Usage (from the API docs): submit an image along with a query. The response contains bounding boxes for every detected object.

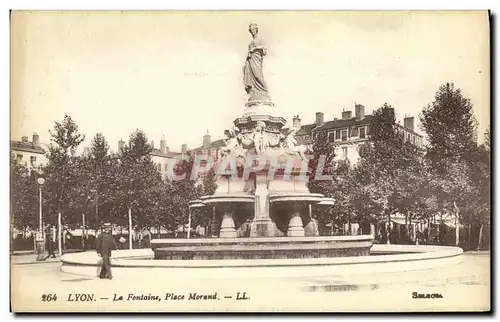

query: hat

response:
[102,223,112,228]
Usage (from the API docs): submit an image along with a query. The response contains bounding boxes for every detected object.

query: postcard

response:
[10,10,490,312]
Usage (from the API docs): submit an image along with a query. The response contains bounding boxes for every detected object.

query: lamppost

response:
[36,177,45,261]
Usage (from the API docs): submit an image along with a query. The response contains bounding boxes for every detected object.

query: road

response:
[10,252,490,312]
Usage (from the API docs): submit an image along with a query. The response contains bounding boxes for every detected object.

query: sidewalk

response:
[10,253,61,265]
[464,250,490,256]
[11,250,36,256]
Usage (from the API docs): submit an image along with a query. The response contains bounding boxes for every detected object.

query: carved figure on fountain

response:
[281,127,309,161]
[252,121,268,155]
[219,129,241,160]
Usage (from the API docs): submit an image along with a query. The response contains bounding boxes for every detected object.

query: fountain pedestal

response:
[219,212,237,238]
[287,206,305,237]
[250,173,276,237]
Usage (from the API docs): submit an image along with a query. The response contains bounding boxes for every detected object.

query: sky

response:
[10,11,490,153]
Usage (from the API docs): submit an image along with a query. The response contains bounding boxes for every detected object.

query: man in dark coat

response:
[95,223,117,279]
[45,226,56,259]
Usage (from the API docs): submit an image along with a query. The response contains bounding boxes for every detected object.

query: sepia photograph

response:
[9,10,491,312]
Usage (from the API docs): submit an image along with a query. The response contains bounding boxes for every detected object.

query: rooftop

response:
[151,148,181,158]
[313,115,375,132]
[193,139,226,152]
[11,140,45,154]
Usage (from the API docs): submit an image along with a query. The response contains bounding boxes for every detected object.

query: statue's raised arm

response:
[243,23,270,102]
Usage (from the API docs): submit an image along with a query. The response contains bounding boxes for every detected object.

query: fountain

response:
[150,22,372,260]
[60,24,464,289]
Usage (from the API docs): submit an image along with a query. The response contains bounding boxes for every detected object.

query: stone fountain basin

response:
[151,235,373,260]
[200,195,255,205]
[269,192,324,203]
[60,244,464,281]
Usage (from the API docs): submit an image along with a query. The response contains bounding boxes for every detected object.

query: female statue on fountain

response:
[243,23,270,102]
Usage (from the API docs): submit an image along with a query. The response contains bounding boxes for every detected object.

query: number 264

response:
[41,294,57,302]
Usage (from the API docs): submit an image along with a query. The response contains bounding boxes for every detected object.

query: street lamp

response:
[36,177,45,261]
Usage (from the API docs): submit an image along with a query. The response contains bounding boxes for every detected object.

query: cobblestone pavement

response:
[10,252,490,312]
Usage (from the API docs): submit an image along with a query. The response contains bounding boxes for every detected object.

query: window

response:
[342,147,348,157]
[351,126,358,137]
[335,130,341,141]
[328,132,335,142]
[341,129,348,141]
[407,133,411,142]
[30,156,36,166]
[16,154,22,162]
[165,163,168,172]
[359,126,366,139]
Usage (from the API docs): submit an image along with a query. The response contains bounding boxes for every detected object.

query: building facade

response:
[192,130,226,161]
[11,133,47,171]
[189,104,423,167]
[116,135,183,179]
[293,104,423,164]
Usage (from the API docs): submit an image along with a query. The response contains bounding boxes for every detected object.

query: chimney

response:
[181,144,188,154]
[118,138,125,152]
[160,135,167,154]
[355,103,365,119]
[203,129,211,149]
[21,136,28,143]
[292,114,301,129]
[32,132,39,146]
[341,110,352,120]
[315,112,324,125]
[404,116,415,132]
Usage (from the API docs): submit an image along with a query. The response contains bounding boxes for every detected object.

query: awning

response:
[443,221,465,229]
[391,217,406,225]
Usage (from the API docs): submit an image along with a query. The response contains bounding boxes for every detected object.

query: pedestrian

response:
[45,226,56,259]
[95,223,117,280]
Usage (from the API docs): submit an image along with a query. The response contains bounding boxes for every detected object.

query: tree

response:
[10,155,38,231]
[420,82,478,170]
[467,130,491,249]
[307,131,356,235]
[72,133,117,230]
[113,130,163,233]
[356,103,428,244]
[165,151,203,235]
[42,115,85,228]
[420,83,486,248]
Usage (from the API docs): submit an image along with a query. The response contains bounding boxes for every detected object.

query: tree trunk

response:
[347,212,351,236]
[405,213,410,244]
[439,211,443,245]
[453,201,459,246]
[386,211,391,245]
[468,221,472,249]
[58,212,62,257]
[477,224,483,250]
[128,207,133,250]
